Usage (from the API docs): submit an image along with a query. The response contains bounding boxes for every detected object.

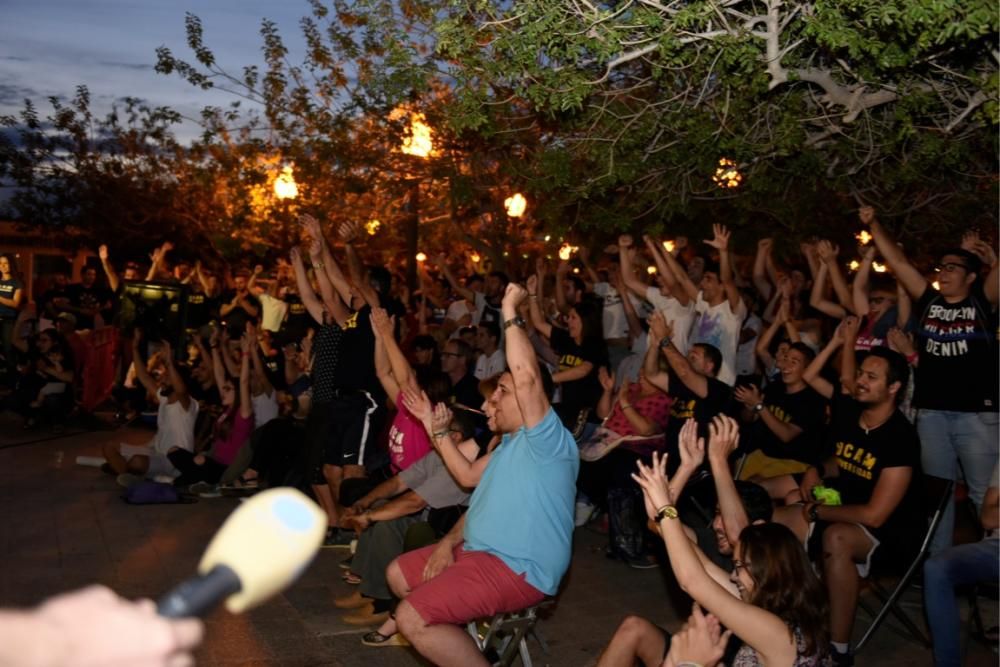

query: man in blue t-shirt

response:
[385,282,579,666]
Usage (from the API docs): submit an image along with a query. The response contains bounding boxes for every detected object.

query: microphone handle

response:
[157,564,242,618]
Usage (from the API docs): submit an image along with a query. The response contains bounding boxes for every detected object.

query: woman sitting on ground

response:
[632,416,829,666]
[168,332,254,489]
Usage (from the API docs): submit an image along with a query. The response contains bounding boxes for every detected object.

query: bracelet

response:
[621,404,632,410]
[676,663,704,667]
[432,430,449,439]
[313,261,325,269]
[655,504,678,521]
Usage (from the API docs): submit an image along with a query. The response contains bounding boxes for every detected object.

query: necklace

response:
[860,411,891,435]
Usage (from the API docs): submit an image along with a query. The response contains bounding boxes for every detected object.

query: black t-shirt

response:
[221,290,260,335]
[185,291,215,329]
[451,372,483,413]
[66,283,113,329]
[826,392,921,540]
[334,305,380,397]
[751,382,828,465]
[280,293,311,343]
[550,327,606,415]
[40,286,70,319]
[666,374,734,444]
[912,286,998,412]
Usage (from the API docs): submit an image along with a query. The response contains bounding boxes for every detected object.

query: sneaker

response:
[625,553,659,570]
[321,528,355,549]
[361,631,410,647]
[827,646,854,667]
[116,473,141,489]
[196,484,222,499]
[575,501,596,527]
[187,481,216,496]
[339,554,354,570]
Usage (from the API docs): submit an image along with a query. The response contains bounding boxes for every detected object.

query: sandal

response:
[361,631,409,647]
[342,571,362,585]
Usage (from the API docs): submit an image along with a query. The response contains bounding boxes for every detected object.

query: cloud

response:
[97,61,154,72]
[0,83,42,107]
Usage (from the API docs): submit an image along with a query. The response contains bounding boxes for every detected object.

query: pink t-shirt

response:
[388,392,433,473]
[212,411,255,465]
[604,385,673,436]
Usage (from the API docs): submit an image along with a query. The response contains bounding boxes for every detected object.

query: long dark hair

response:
[571,298,603,344]
[739,523,829,656]
[214,376,243,443]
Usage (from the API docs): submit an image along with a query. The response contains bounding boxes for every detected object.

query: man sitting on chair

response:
[772,330,920,667]
[385,282,578,667]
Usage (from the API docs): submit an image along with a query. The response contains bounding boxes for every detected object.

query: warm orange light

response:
[558,244,578,261]
[274,165,298,200]
[932,280,941,290]
[416,252,427,263]
[663,240,676,253]
[572,267,580,274]
[712,158,742,189]
[365,219,381,236]
[856,230,873,245]
[470,252,481,263]
[873,261,887,273]
[848,260,861,271]
[647,265,657,275]
[390,108,435,158]
[504,193,527,218]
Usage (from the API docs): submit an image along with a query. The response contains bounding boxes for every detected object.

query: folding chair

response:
[467,599,553,667]
[854,475,954,652]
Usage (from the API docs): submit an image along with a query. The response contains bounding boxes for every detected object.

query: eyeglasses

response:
[935,262,968,274]
[869,296,895,305]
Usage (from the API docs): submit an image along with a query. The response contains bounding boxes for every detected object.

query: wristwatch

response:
[807,504,820,523]
[655,505,678,522]
[502,316,526,331]
[658,336,672,349]
[753,402,765,413]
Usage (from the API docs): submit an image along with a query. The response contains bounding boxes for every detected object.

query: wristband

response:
[658,336,672,349]
[621,404,632,410]
[502,316,526,331]
[676,663,704,667]
[655,505,678,522]
[432,430,449,439]
[905,351,918,365]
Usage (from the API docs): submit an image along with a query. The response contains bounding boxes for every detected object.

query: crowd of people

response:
[0,207,996,666]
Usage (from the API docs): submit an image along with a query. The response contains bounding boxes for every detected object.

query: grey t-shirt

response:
[399,450,471,509]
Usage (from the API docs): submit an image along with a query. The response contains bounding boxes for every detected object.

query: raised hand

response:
[631,451,674,511]
[886,327,916,357]
[526,274,538,295]
[816,240,839,263]
[842,314,861,340]
[597,366,615,393]
[337,220,360,243]
[757,238,774,254]
[501,282,528,311]
[98,244,109,261]
[535,257,547,277]
[618,234,633,248]
[704,224,730,251]
[289,246,302,265]
[299,213,322,239]
[430,402,453,435]
[862,245,877,261]
[707,415,740,460]
[733,384,763,409]
[677,418,706,471]
[858,206,876,226]
[648,310,673,342]
[401,384,433,427]
[663,603,731,667]
[369,307,394,339]
[240,332,253,355]
[776,295,791,324]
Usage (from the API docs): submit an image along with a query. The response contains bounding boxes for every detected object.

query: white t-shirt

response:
[474,348,507,380]
[252,389,280,428]
[691,293,746,386]
[644,286,695,355]
[150,391,199,455]
[735,312,762,378]
[258,293,288,332]
[445,299,478,330]
[593,282,643,340]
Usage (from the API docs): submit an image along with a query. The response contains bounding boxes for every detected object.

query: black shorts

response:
[306,392,384,471]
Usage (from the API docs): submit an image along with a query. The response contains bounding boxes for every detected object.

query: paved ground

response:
[0,416,995,666]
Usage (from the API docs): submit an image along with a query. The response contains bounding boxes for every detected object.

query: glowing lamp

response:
[558,244,578,261]
[848,260,861,271]
[470,252,481,263]
[712,158,742,189]
[663,240,676,253]
[544,235,551,242]
[647,266,657,275]
[504,193,527,218]
[856,230,872,245]
[932,280,941,290]
[416,252,427,263]
[572,267,580,274]
[873,262,887,273]
[365,219,381,236]
[274,165,298,200]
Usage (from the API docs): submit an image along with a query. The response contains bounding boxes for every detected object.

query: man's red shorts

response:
[397,541,545,625]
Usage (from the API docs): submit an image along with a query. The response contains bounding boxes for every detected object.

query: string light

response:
[470,252,481,263]
[662,240,676,253]
[873,262,887,273]
[504,193,527,218]
[856,230,872,245]
[712,158,743,189]
[274,165,298,200]
[848,260,861,271]
[365,219,381,236]
[647,266,657,275]
[416,252,427,262]
[558,244,578,261]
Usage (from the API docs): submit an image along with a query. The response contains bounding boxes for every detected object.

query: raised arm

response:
[852,246,877,317]
[372,307,413,391]
[130,330,160,398]
[643,235,690,304]
[862,207,928,299]
[633,453,799,666]
[404,390,491,488]
[704,225,741,311]
[755,299,786,369]
[752,238,774,301]
[642,327,670,393]
[289,247,330,326]
[706,416,750,547]
[436,254,476,303]
[802,327,843,400]
[650,310,708,398]
[962,229,1000,306]
[554,260,571,315]
[245,322,273,395]
[145,242,170,281]
[810,263,849,319]
[661,241,700,302]
[208,329,228,393]
[158,340,191,410]
[618,235,649,300]
[838,316,861,395]
[304,227,350,326]
[612,264,643,343]
[97,245,120,293]
[502,282,550,428]
[238,335,253,419]
[525,275,553,339]
[577,247,601,286]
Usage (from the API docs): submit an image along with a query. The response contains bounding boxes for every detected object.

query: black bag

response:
[607,485,645,559]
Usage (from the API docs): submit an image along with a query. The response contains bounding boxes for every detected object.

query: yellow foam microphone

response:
[157,488,326,617]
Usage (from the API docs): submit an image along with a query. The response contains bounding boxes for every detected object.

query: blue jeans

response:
[917,410,999,554]
[923,538,999,667]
